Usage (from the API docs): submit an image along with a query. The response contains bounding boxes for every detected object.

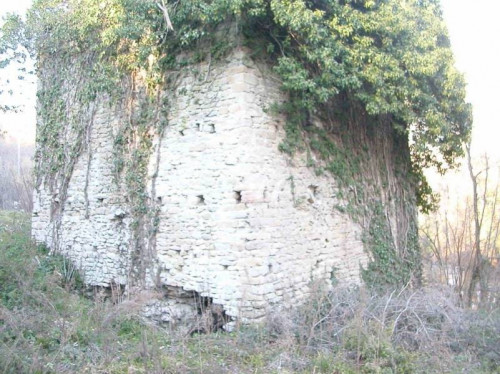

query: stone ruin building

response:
[32,46,418,327]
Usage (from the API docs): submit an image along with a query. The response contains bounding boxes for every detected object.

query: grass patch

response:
[0,210,498,373]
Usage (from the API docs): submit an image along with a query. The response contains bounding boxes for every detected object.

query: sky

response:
[440,0,500,160]
[1,0,499,157]
[0,0,35,145]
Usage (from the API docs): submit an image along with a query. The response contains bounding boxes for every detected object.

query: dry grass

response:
[1,211,499,373]
[267,283,500,373]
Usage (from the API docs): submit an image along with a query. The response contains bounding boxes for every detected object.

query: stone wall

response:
[32,47,398,324]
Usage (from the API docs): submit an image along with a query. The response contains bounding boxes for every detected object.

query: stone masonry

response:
[32,48,368,324]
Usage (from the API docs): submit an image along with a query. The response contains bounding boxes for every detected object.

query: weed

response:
[0,214,498,373]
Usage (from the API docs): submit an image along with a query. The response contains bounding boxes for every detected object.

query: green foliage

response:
[414,170,440,214]
[3,0,471,170]
[362,203,421,288]
[0,218,498,372]
[0,0,472,211]
[0,13,28,113]
[0,212,84,311]
[0,213,32,306]
[2,1,174,283]
[343,321,417,373]
[265,0,471,208]
[1,0,470,288]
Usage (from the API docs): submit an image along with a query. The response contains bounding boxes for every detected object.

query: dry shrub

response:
[2,214,499,373]
[266,283,500,372]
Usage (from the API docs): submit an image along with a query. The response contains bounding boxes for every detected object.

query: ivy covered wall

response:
[1,0,471,294]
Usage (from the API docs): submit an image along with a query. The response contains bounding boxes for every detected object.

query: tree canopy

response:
[1,0,472,209]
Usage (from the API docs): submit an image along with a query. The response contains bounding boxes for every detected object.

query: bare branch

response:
[157,0,174,32]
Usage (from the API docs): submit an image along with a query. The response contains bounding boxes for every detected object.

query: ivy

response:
[1,0,470,288]
[3,0,470,188]
[267,0,471,187]
[362,203,421,288]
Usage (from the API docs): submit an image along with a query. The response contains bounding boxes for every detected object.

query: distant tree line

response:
[0,135,33,211]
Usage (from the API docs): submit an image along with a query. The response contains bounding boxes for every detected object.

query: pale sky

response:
[1,0,499,158]
[440,0,500,160]
[0,0,35,145]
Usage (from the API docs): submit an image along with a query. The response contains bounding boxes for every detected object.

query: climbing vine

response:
[3,0,471,194]
[361,203,421,288]
[1,0,471,288]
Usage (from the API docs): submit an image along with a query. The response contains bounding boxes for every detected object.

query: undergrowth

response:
[0,211,498,373]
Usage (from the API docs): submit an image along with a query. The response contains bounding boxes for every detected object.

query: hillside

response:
[1,211,499,372]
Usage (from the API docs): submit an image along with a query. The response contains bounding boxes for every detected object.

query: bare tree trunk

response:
[466,143,484,307]
[420,148,500,309]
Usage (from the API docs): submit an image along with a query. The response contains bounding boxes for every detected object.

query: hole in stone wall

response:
[223,265,229,270]
[196,123,200,131]
[179,129,185,136]
[189,294,230,335]
[308,184,319,196]
[234,191,242,203]
[197,195,206,205]
[113,210,127,220]
[86,282,126,304]
[155,286,231,331]
[308,184,319,204]
[208,124,215,133]
[97,197,104,203]
[157,196,163,203]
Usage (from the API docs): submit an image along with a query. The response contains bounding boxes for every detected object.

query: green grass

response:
[0,210,498,373]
